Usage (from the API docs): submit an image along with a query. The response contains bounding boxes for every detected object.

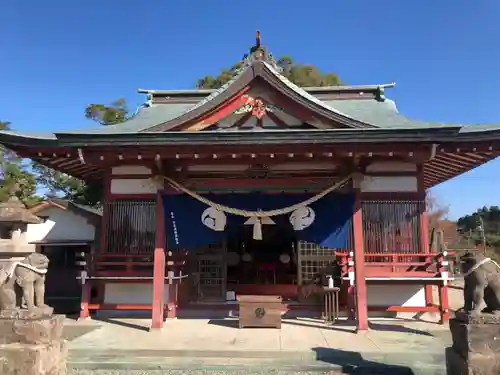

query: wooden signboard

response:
[238,295,282,329]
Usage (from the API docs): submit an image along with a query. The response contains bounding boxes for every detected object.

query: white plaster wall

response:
[103,283,424,307]
[366,162,417,173]
[103,283,169,304]
[360,176,418,192]
[110,179,158,194]
[112,166,152,175]
[26,207,95,243]
[367,284,426,307]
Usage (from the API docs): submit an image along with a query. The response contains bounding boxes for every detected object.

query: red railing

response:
[91,252,188,276]
[361,252,454,277]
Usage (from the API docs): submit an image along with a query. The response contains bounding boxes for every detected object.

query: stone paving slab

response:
[64,317,450,374]
[66,317,450,354]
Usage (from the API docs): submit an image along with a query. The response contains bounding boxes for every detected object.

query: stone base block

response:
[450,312,500,359]
[447,312,500,375]
[0,313,65,345]
[446,347,500,375]
[0,339,67,375]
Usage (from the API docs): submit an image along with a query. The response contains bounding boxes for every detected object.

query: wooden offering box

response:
[238,295,282,329]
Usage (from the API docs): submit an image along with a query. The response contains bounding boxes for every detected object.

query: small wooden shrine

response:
[1,33,500,330]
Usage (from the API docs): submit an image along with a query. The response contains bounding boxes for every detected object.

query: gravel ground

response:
[69,372,337,375]
[68,370,414,375]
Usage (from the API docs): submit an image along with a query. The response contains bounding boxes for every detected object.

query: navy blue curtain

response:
[162,192,354,249]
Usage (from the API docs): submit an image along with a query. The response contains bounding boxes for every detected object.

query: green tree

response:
[32,164,102,207]
[85,97,129,125]
[0,121,43,206]
[29,98,128,207]
[197,55,341,89]
[456,206,500,262]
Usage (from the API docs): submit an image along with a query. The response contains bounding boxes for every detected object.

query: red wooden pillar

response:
[421,204,433,306]
[353,177,368,331]
[418,165,433,306]
[150,192,166,331]
[437,254,450,324]
[79,281,91,320]
[438,283,450,324]
[78,252,91,320]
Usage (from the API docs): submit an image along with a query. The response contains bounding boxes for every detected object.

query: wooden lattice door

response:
[193,241,227,302]
[297,241,338,286]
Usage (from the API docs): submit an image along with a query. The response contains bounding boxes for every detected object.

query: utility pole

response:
[477,216,487,255]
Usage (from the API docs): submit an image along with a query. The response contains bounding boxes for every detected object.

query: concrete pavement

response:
[64,317,450,374]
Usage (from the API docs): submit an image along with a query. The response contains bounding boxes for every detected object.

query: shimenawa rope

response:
[154,174,353,218]
[462,257,500,278]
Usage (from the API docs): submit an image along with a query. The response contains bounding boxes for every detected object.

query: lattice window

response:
[362,200,423,261]
[104,199,156,254]
[190,240,227,301]
[297,241,339,285]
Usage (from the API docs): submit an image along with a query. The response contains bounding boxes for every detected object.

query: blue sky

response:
[1,0,499,219]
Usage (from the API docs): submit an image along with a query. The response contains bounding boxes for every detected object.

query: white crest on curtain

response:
[289,206,316,231]
[201,207,227,231]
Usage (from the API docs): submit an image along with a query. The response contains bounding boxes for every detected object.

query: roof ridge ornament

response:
[375,85,386,102]
[239,30,283,73]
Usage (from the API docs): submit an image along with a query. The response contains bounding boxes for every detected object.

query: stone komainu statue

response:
[460,252,500,314]
[0,253,50,311]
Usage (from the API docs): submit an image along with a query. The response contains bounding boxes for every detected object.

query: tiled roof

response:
[48,198,103,216]
[57,94,499,135]
[324,99,455,129]
[2,56,500,138]
[59,103,195,135]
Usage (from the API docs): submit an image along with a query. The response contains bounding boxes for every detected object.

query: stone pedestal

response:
[0,310,67,375]
[446,311,500,375]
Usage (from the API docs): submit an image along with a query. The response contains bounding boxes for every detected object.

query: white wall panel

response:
[112,166,152,175]
[110,179,157,194]
[361,176,418,192]
[366,162,417,173]
[367,284,426,307]
[103,283,169,305]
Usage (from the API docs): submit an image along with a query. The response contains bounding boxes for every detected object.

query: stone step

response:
[68,349,446,375]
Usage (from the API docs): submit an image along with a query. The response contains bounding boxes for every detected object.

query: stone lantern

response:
[0,185,42,250]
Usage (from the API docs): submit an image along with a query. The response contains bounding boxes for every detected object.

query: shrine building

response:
[1,34,499,331]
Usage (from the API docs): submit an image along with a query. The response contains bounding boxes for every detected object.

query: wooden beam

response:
[266,111,289,128]
[182,87,251,131]
[437,144,498,153]
[79,144,431,159]
[231,112,253,129]
[418,165,433,306]
[353,174,368,331]
[150,192,166,331]
[267,90,332,129]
